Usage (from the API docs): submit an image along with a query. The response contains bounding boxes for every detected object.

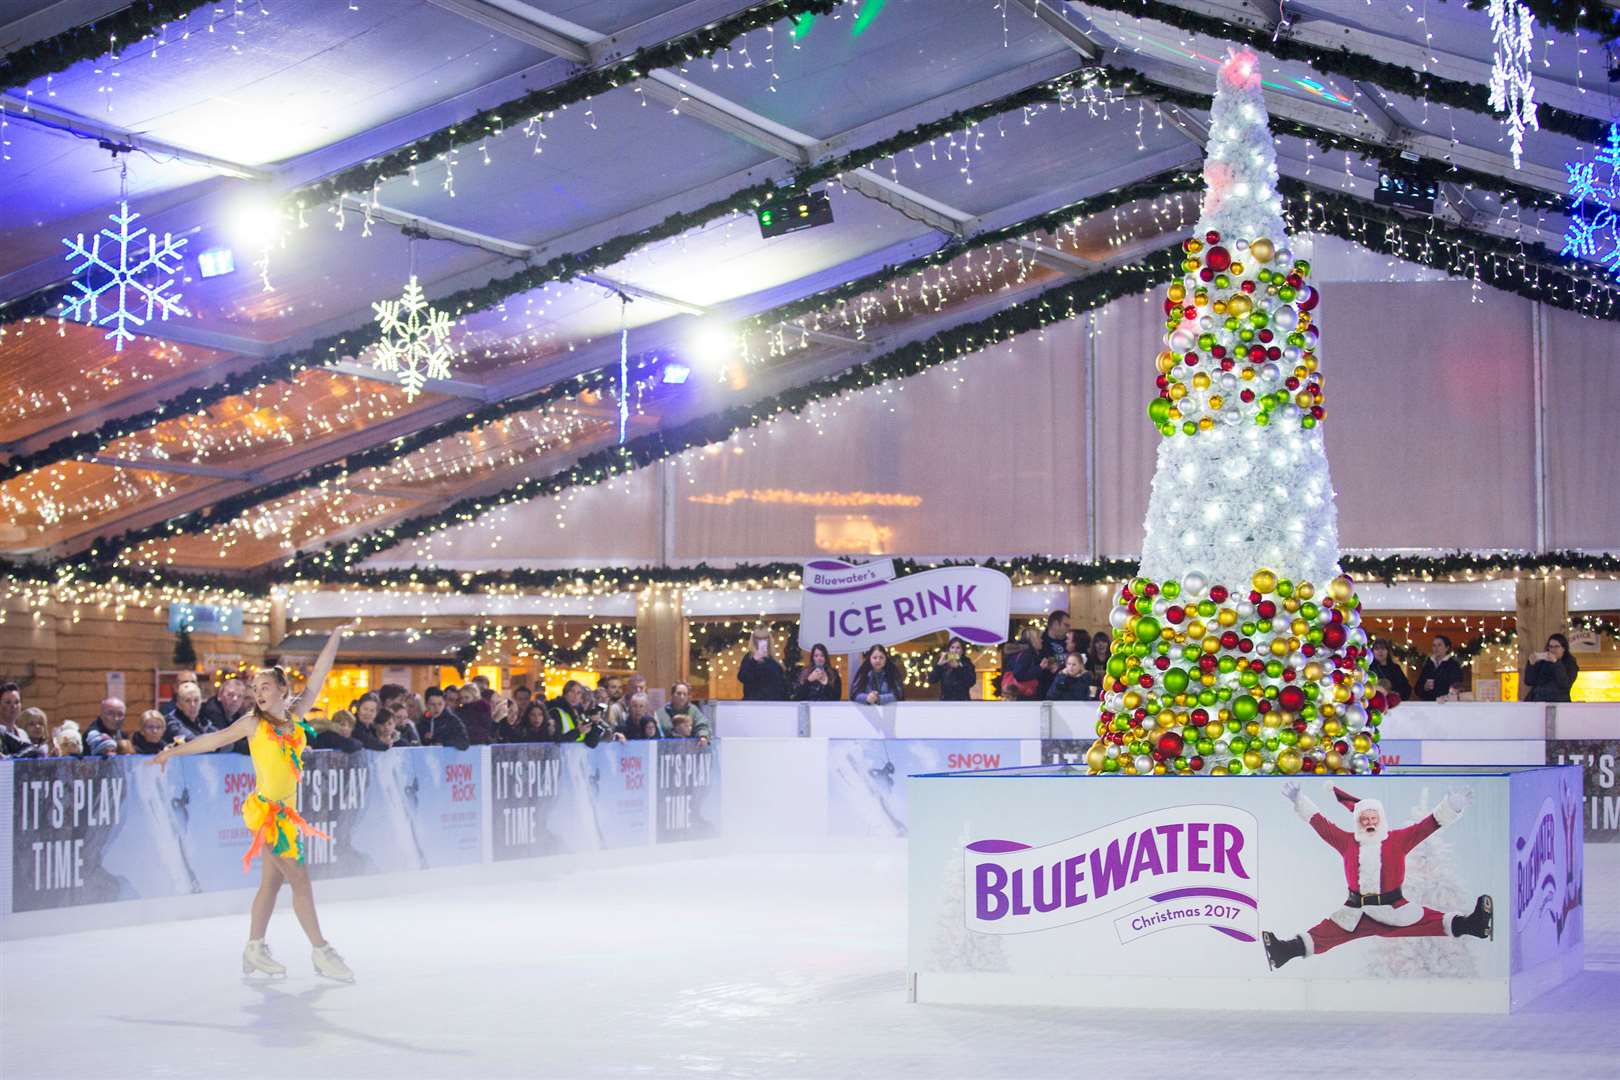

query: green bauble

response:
[1164,667,1190,694]
[1232,695,1259,722]
[1148,397,1173,425]
[1134,616,1162,643]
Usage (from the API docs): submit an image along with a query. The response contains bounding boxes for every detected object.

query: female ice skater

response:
[153,623,355,981]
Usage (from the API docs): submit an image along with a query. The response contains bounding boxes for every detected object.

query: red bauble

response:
[1321,623,1347,649]
[1205,230,1221,244]
[1220,630,1240,649]
[1191,708,1210,724]
[1285,376,1300,390]
[1210,585,1229,603]
[1278,685,1306,712]
[1241,279,1256,293]
[1239,388,1254,401]
[1267,346,1281,360]
[1248,590,1263,603]
[1154,655,1171,670]
[1199,655,1218,673]
[1258,329,1273,343]
[1143,582,1159,596]
[1237,638,1254,653]
[1138,674,1155,688]
[1189,756,1205,771]
[1199,267,1214,281]
[1166,605,1186,624]
[1157,731,1185,757]
[1297,285,1319,311]
[1223,359,1238,373]
[1205,245,1231,272]
[1210,344,1227,358]
[1257,600,1277,618]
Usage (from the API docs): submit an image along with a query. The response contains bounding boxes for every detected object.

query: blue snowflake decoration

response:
[61,201,188,351]
[1561,123,1620,283]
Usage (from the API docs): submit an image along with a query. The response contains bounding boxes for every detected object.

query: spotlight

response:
[227,193,284,250]
[688,322,735,371]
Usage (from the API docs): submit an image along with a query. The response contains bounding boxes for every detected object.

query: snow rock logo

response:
[965,805,1259,943]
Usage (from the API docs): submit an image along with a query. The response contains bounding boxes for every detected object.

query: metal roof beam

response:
[1038,1,1570,195]
[0,95,272,181]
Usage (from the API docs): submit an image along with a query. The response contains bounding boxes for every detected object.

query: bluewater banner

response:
[1508,763,1584,974]
[831,740,1025,837]
[1545,739,1619,842]
[656,740,720,843]
[907,768,1583,986]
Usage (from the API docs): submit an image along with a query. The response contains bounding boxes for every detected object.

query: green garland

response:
[288,1,842,209]
[1080,0,1610,144]
[0,64,1109,481]
[35,162,1620,572]
[455,623,636,671]
[1447,0,1620,42]
[285,247,1186,571]
[5,50,1597,483]
[6,551,1620,602]
[56,169,1620,570]
[80,368,617,565]
[0,0,214,94]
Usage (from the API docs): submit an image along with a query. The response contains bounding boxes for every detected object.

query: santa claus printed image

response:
[1262,783,1494,970]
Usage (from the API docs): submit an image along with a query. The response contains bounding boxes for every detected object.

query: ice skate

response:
[1453,895,1494,941]
[1262,931,1305,970]
[313,943,355,982]
[241,939,286,978]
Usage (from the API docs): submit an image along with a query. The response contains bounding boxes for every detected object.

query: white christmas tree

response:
[931,828,1008,973]
[1087,52,1382,779]
[1367,790,1478,978]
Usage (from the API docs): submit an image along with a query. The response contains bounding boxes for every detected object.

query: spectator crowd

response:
[0,622,1583,761]
[0,672,711,760]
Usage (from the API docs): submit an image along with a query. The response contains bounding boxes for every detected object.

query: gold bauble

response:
[1157,350,1179,374]
[1325,751,1343,770]
[1253,569,1278,593]
[1193,372,1212,390]
[1204,721,1224,739]
[1243,751,1264,770]
[1297,733,1317,750]
[1086,744,1108,770]
[1168,283,1187,302]
[1330,575,1354,601]
[1352,734,1372,753]
[1123,691,1142,709]
[1250,237,1275,262]
[1227,294,1253,317]
[1187,620,1207,639]
[1218,609,1238,627]
[1277,748,1303,774]
[1296,582,1315,601]
[1209,394,1224,410]
[1169,383,1188,400]
[1269,639,1290,657]
[1198,417,1214,431]
[1303,662,1324,681]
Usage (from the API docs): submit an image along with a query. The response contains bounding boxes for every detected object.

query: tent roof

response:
[2,0,1616,576]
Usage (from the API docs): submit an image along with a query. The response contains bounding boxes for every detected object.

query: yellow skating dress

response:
[241,712,327,871]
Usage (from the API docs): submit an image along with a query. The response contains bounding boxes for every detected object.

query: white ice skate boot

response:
[242,939,287,977]
[313,943,355,982]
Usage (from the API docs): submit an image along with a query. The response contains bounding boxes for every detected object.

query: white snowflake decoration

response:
[1487,0,1538,169]
[371,275,455,400]
[61,201,188,351]
[1561,123,1620,282]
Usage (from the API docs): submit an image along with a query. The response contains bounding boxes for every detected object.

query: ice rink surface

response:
[4,841,1617,1080]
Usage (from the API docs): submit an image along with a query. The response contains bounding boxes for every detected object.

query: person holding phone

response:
[1416,636,1465,701]
[737,628,789,701]
[929,637,977,701]
[1523,633,1579,702]
[850,644,905,705]
[793,643,843,702]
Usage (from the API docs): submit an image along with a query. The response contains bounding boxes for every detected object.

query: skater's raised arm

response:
[292,624,355,718]
[150,710,259,768]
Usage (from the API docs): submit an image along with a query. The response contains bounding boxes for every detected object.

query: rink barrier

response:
[713,701,1619,843]
[906,764,1586,1014]
[0,740,719,923]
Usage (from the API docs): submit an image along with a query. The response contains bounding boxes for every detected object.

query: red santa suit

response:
[1292,786,1467,955]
